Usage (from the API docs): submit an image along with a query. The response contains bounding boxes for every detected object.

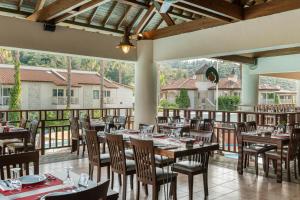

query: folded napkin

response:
[0,180,13,191]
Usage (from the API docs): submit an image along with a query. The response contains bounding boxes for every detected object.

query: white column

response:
[134,40,157,129]
[296,80,300,107]
[241,65,259,111]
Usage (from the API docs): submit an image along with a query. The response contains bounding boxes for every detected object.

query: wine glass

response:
[63,167,75,192]
[78,173,89,189]
[10,168,22,191]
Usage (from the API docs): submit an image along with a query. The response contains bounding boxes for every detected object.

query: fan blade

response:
[160,2,172,13]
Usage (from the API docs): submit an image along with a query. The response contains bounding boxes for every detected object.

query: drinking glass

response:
[10,168,22,191]
[63,167,75,191]
[78,173,89,188]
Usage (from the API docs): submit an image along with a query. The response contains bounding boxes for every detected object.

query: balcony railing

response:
[0,108,134,155]
[162,108,300,153]
[52,97,79,105]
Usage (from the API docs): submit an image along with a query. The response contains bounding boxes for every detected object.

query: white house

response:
[0,64,134,110]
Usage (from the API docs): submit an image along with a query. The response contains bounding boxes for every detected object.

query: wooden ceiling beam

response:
[141,17,226,39]
[54,0,110,23]
[116,5,132,29]
[18,0,24,11]
[244,0,300,20]
[178,0,243,20]
[154,18,163,30]
[88,7,99,24]
[133,5,156,34]
[34,0,46,11]
[215,55,257,65]
[128,9,143,32]
[102,1,118,26]
[27,0,91,22]
[153,1,174,26]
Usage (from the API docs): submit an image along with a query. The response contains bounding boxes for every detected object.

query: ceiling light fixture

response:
[116,27,135,54]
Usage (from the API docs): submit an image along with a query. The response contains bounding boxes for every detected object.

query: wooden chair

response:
[131,138,177,200]
[103,116,115,132]
[200,119,214,131]
[43,180,110,200]
[0,151,39,180]
[19,118,27,129]
[172,151,210,200]
[7,120,40,153]
[106,134,136,200]
[235,122,275,175]
[85,130,110,182]
[246,121,257,132]
[113,116,127,130]
[70,117,85,156]
[139,123,155,133]
[265,128,300,181]
[156,116,169,133]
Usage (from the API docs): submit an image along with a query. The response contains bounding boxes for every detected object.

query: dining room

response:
[1,0,300,200]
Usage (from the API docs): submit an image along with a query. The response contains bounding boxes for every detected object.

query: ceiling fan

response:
[157,0,180,13]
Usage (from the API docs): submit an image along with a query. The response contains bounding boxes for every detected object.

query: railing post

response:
[40,120,46,155]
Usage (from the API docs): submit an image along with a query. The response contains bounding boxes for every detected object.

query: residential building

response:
[0,65,134,110]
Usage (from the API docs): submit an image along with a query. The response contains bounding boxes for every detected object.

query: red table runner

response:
[15,188,66,200]
[0,174,63,196]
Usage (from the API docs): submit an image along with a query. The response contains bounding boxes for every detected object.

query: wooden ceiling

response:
[0,0,300,40]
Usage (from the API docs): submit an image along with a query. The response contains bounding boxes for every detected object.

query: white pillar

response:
[241,65,259,111]
[134,40,157,129]
[296,80,300,107]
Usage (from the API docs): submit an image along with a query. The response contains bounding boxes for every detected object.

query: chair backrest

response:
[171,116,181,123]
[194,131,213,143]
[0,151,39,180]
[70,117,80,140]
[246,121,257,132]
[43,180,110,200]
[156,116,168,124]
[114,116,127,124]
[19,118,27,129]
[288,128,300,160]
[106,134,126,174]
[235,122,247,141]
[85,130,100,165]
[190,119,200,131]
[29,120,40,145]
[103,116,114,124]
[131,138,156,185]
[139,123,155,133]
[191,151,210,171]
[201,119,214,131]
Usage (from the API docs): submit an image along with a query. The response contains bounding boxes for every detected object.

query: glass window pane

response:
[53,89,57,97]
[58,89,64,96]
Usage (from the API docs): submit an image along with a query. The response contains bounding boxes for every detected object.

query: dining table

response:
[237,131,290,183]
[0,171,118,200]
[0,127,30,153]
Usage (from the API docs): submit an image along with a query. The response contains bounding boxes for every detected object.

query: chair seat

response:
[100,153,110,164]
[155,155,174,166]
[156,168,177,182]
[243,144,276,154]
[7,142,34,150]
[172,161,205,173]
[126,160,136,172]
[0,139,22,147]
[265,150,288,159]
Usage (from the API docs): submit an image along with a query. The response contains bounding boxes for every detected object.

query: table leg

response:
[276,144,283,183]
[237,140,243,174]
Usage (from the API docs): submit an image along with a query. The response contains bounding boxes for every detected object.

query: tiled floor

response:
[39,157,300,200]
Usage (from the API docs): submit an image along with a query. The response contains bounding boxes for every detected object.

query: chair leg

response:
[118,174,122,186]
[172,177,177,200]
[97,166,101,182]
[287,160,291,182]
[102,142,106,154]
[255,155,258,176]
[294,160,298,179]
[77,140,80,156]
[265,157,269,177]
[152,185,158,200]
[203,173,208,197]
[107,166,110,179]
[111,172,114,189]
[130,174,134,190]
[122,175,127,200]
[136,181,140,200]
[82,143,86,157]
[188,175,193,200]
[144,184,148,196]
[89,164,94,181]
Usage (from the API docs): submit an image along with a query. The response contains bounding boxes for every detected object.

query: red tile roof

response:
[161,78,197,91]
[0,66,118,88]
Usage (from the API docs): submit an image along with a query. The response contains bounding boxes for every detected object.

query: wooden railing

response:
[0,108,134,155]
[162,108,300,153]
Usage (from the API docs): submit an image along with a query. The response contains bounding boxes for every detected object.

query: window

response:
[53,89,64,97]
[3,88,11,97]
[93,90,99,99]
[104,90,111,97]
[71,90,74,97]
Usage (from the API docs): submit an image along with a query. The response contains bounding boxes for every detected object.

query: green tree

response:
[175,89,190,108]
[275,94,280,104]
[9,51,22,121]
[159,99,178,109]
[218,95,240,111]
